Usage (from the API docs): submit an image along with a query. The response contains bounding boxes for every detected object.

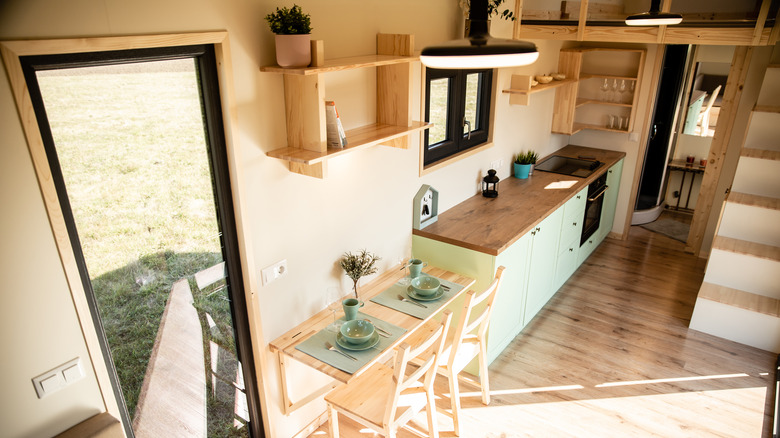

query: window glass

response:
[463,72,480,134]
[428,77,450,145]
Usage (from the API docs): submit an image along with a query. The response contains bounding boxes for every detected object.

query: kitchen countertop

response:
[412,145,626,256]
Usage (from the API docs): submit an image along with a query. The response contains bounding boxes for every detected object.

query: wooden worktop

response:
[413,145,626,256]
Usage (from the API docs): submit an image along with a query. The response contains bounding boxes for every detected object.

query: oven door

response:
[581,184,608,245]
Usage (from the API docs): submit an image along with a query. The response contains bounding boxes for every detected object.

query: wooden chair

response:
[437,266,505,436]
[325,310,454,438]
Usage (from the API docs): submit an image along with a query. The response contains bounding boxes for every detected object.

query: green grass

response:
[427,73,481,145]
[37,60,247,436]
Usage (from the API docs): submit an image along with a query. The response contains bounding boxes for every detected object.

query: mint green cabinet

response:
[554,186,587,290]
[599,158,623,241]
[489,232,531,360]
[523,207,563,324]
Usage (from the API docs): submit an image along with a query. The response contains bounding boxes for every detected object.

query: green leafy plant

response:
[340,250,380,299]
[460,0,516,21]
[514,150,538,165]
[264,4,312,35]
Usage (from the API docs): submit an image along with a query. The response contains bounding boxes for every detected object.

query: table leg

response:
[277,352,340,415]
[685,171,697,209]
[675,171,686,210]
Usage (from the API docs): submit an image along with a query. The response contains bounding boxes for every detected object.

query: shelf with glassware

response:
[552,47,646,136]
[260,34,430,178]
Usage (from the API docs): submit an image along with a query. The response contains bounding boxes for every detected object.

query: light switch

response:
[32,357,83,399]
[62,362,83,383]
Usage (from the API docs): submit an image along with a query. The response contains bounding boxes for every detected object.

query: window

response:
[424,68,493,166]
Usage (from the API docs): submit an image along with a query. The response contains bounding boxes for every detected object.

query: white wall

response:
[0,1,654,436]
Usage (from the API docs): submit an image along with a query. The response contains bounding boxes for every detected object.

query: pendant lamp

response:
[625,0,682,26]
[420,0,538,69]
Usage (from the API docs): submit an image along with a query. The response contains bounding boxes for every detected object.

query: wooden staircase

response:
[689,63,780,354]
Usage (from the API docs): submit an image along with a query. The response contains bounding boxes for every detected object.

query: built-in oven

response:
[581,172,609,245]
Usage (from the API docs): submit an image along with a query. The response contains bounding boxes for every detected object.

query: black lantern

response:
[482,169,499,198]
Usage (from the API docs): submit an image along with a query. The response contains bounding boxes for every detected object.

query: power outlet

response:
[490,159,504,170]
[262,259,288,285]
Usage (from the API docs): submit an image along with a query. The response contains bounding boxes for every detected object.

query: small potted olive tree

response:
[265,4,313,68]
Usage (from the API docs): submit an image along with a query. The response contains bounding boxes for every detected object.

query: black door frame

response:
[19,44,263,438]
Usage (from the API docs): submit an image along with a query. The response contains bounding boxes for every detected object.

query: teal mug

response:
[342,298,364,321]
[409,258,427,278]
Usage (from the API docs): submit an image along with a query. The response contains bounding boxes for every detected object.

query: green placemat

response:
[370,276,464,319]
[295,312,406,374]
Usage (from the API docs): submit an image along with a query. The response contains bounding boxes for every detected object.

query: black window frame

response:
[424,67,493,166]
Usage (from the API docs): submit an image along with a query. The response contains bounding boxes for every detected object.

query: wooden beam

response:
[686,47,752,256]
[752,0,772,45]
[513,0,524,40]
[577,0,589,41]
[770,6,780,45]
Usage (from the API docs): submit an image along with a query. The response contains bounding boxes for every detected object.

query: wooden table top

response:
[413,145,626,256]
[269,265,475,383]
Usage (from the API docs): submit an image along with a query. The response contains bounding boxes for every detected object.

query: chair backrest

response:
[384,310,453,429]
[702,85,721,113]
[448,266,506,372]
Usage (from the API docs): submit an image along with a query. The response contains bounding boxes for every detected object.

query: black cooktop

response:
[534,155,604,178]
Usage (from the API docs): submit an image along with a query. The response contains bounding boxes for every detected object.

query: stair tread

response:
[712,236,780,261]
[754,105,780,113]
[727,192,780,210]
[698,282,780,318]
[741,148,780,160]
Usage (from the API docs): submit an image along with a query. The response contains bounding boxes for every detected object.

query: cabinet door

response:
[599,159,624,241]
[488,232,531,361]
[523,207,563,325]
[554,241,579,291]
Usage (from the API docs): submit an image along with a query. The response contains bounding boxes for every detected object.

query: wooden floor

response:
[310,224,777,438]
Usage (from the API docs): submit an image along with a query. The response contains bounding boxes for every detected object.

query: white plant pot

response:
[274,34,311,68]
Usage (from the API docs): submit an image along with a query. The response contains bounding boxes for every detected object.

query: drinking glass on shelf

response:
[609,79,619,102]
[620,116,629,131]
[397,257,410,286]
[607,114,617,129]
[600,78,609,101]
[618,80,627,103]
[629,80,636,101]
[325,287,344,333]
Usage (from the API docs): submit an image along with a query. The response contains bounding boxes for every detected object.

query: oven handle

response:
[587,185,609,202]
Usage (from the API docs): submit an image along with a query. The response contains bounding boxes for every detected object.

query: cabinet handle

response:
[531,230,536,236]
[536,227,541,232]
[573,222,577,226]
[569,248,573,252]
[576,195,581,199]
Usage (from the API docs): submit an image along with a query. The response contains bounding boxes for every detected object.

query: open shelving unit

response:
[260,34,429,178]
[551,47,646,135]
[502,75,576,106]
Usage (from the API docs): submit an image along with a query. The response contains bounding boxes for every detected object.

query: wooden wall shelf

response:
[503,75,576,106]
[575,98,632,108]
[260,34,427,178]
[266,121,431,164]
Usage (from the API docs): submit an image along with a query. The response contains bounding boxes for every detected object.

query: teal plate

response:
[336,331,380,351]
[406,285,445,301]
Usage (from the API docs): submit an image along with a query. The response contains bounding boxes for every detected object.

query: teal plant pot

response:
[514,163,532,179]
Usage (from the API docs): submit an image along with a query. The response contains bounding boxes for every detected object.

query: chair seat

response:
[326,361,427,430]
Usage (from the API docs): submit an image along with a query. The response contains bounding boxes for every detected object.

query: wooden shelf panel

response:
[575,98,632,108]
[699,282,780,317]
[572,123,629,134]
[260,54,418,75]
[502,77,576,96]
[753,105,780,113]
[579,73,637,81]
[266,121,431,164]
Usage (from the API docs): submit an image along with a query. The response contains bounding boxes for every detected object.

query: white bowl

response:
[535,75,553,84]
[552,73,566,81]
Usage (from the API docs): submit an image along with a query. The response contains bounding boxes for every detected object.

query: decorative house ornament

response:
[482,169,499,198]
[420,0,538,69]
[413,184,439,229]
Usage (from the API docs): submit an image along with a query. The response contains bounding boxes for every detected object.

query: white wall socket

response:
[32,357,84,399]
[262,259,288,285]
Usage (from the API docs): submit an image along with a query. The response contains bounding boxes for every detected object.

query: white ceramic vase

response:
[274,34,311,68]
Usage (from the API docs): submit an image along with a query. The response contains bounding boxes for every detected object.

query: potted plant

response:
[339,250,380,300]
[265,4,313,68]
[513,150,537,179]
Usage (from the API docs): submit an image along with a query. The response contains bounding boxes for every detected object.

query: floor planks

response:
[310,223,777,438]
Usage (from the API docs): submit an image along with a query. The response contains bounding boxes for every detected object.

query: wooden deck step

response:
[741,148,780,160]
[712,236,780,262]
[698,282,780,318]
[727,192,780,210]
[754,105,780,113]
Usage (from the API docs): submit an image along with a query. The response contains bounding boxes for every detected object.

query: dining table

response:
[269,263,475,415]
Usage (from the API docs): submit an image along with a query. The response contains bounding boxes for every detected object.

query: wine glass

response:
[599,78,609,101]
[397,257,410,286]
[325,287,344,333]
[618,80,627,103]
[629,80,636,101]
[609,79,619,102]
